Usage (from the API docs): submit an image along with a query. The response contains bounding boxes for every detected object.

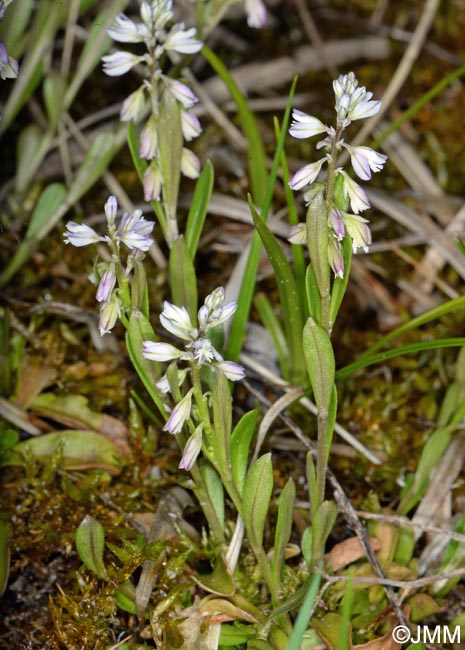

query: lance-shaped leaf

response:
[185,161,214,259]
[230,409,259,496]
[306,190,329,303]
[211,371,232,480]
[250,197,306,384]
[75,515,108,580]
[271,478,295,589]
[243,453,273,551]
[303,317,335,418]
[158,89,183,243]
[169,236,198,322]
[312,500,337,568]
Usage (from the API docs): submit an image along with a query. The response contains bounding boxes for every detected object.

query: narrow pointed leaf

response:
[169,236,198,321]
[230,409,259,496]
[185,161,214,258]
[303,317,335,417]
[243,453,273,549]
[272,478,295,588]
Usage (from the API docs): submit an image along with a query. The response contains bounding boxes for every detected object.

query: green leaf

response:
[43,72,67,132]
[243,453,273,550]
[250,197,306,384]
[9,430,122,472]
[0,0,34,51]
[131,260,150,318]
[185,161,214,258]
[305,265,322,326]
[254,293,290,380]
[200,465,224,533]
[312,500,337,568]
[271,478,295,589]
[201,45,267,206]
[115,580,137,614]
[230,409,259,496]
[303,318,335,417]
[75,515,109,580]
[225,77,298,363]
[287,571,321,650]
[306,190,329,303]
[126,311,167,419]
[25,183,68,240]
[169,236,198,321]
[225,78,297,363]
[211,371,232,473]
[159,88,183,241]
[195,555,235,597]
[337,338,465,380]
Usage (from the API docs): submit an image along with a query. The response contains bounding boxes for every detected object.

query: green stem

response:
[189,464,225,544]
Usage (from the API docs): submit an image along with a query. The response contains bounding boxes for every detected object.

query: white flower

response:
[102,51,143,77]
[107,13,150,43]
[117,209,155,251]
[64,222,107,247]
[215,361,246,381]
[289,109,327,140]
[198,288,237,331]
[245,0,267,28]
[142,341,185,362]
[139,116,158,159]
[181,148,201,179]
[96,263,116,303]
[120,86,147,122]
[289,157,327,191]
[104,195,118,227]
[163,389,194,434]
[329,208,346,241]
[160,302,198,341]
[163,24,202,54]
[343,212,372,253]
[288,223,307,245]
[187,338,223,364]
[99,294,120,336]
[166,79,198,108]
[333,72,381,126]
[179,424,203,470]
[327,238,344,278]
[337,170,371,213]
[181,110,202,141]
[342,144,387,181]
[143,162,162,202]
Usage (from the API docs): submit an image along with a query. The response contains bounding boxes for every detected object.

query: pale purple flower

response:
[289,157,327,191]
[289,109,326,140]
[179,424,203,470]
[343,144,387,181]
[99,294,120,336]
[102,51,143,77]
[245,0,267,28]
[107,13,150,43]
[104,195,118,227]
[329,208,346,241]
[163,25,202,54]
[181,148,201,179]
[166,79,198,108]
[139,116,158,159]
[215,361,246,381]
[64,222,107,247]
[143,341,185,362]
[181,110,202,141]
[96,263,116,302]
[163,389,194,434]
[116,209,154,251]
[0,42,18,80]
[338,170,371,213]
[120,86,147,122]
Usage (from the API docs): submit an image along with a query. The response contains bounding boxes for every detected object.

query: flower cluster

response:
[142,287,245,470]
[143,287,245,381]
[64,196,155,335]
[288,72,387,277]
[245,0,267,28]
[102,0,203,201]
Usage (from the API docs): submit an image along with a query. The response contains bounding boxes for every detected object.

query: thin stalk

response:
[189,464,225,544]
